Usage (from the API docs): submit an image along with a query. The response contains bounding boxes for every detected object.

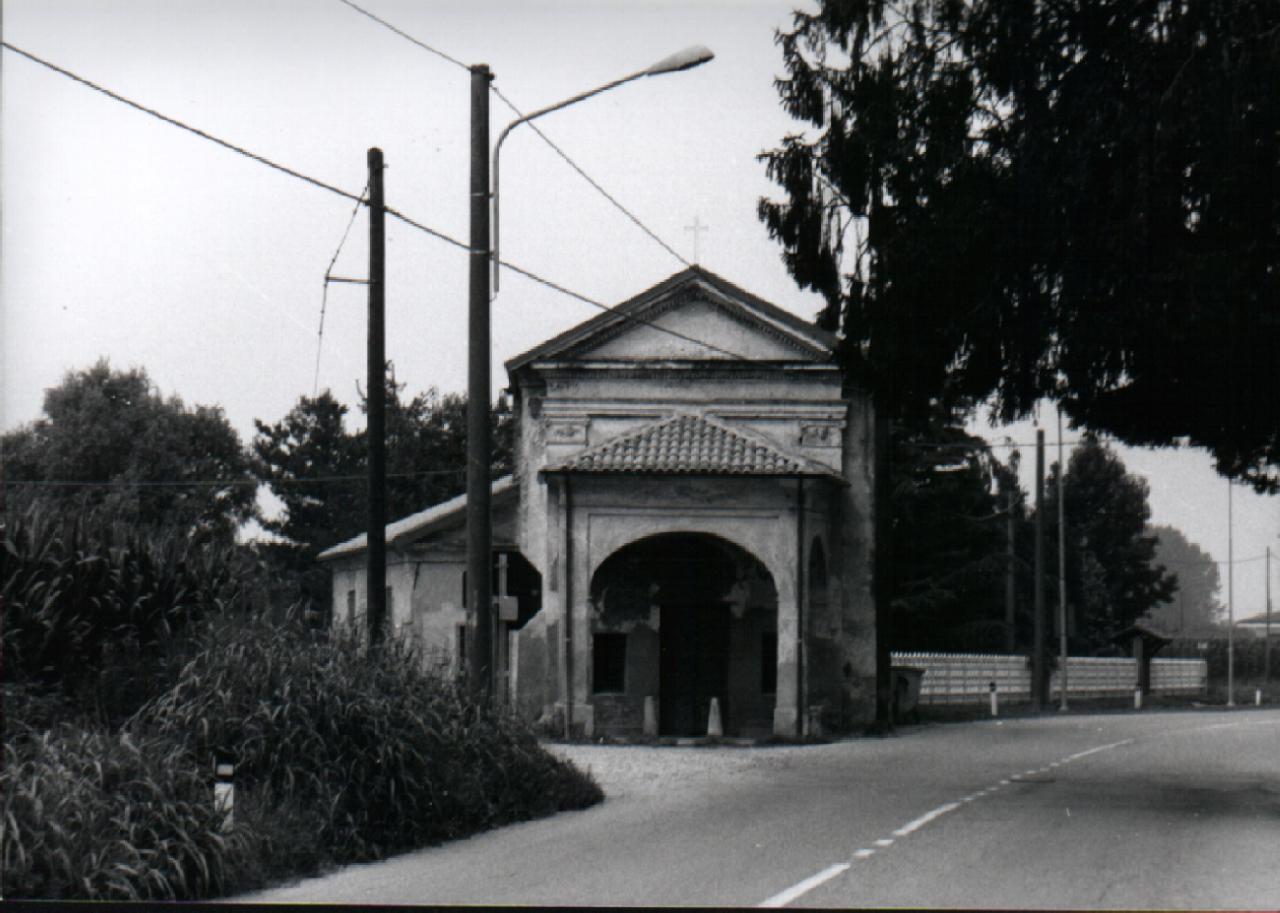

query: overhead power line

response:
[316,181,370,395]
[336,0,469,72]
[330,1,690,270]
[6,467,471,489]
[0,42,362,207]
[1,41,749,363]
[488,83,692,269]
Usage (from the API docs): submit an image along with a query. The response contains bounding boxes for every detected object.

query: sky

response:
[2,0,1276,617]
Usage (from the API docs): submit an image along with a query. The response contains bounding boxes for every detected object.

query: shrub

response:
[0,721,251,900]
[137,620,603,866]
[1,505,266,725]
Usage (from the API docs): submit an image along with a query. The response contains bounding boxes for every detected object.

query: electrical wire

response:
[488,82,692,269]
[316,182,370,395]
[327,2,690,269]
[0,42,364,208]
[4,42,748,362]
[336,0,469,72]
[6,467,470,489]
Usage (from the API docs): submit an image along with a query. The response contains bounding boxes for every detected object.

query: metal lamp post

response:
[466,45,713,699]
[491,44,714,292]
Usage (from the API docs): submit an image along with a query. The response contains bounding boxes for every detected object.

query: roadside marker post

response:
[1134,685,1142,710]
[213,753,235,831]
[989,681,998,717]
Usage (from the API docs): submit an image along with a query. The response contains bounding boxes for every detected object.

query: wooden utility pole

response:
[1032,428,1046,711]
[1005,470,1017,653]
[467,64,494,698]
[1057,408,1068,710]
[366,147,387,649]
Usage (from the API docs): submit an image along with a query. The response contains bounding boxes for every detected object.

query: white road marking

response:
[893,802,960,838]
[759,863,851,908]
[757,734,1149,907]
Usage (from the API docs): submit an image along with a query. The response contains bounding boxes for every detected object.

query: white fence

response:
[890,652,1207,705]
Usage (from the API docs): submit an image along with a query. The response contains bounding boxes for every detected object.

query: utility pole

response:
[1032,428,1046,711]
[366,147,387,649]
[1227,480,1235,706]
[1004,451,1018,653]
[1057,407,1068,711]
[467,64,494,698]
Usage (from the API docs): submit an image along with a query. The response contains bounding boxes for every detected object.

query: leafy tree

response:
[1041,436,1177,651]
[759,0,1280,490]
[252,366,514,613]
[1144,524,1225,635]
[1,360,255,543]
[889,417,1012,650]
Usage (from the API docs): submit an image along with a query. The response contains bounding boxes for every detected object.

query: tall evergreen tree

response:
[1041,436,1177,651]
[760,0,1280,490]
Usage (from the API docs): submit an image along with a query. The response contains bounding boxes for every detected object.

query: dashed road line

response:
[893,802,960,838]
[759,863,851,908]
[757,736,1139,907]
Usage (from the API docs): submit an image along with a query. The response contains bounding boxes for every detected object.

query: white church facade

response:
[321,267,877,738]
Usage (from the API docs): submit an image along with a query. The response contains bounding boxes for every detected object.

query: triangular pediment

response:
[506,267,835,374]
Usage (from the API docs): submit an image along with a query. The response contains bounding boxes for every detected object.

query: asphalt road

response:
[235,708,1280,908]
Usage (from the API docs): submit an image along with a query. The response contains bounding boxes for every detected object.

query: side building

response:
[321,266,877,738]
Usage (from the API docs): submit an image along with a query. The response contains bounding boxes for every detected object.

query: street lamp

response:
[465,46,713,701]
[491,44,714,292]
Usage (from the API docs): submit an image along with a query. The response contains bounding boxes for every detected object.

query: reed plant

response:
[2,505,263,725]
[138,620,602,866]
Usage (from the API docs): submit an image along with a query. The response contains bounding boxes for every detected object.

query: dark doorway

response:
[660,602,730,736]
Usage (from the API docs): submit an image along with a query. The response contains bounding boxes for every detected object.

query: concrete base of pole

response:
[1256,688,1263,706]
[1134,686,1143,710]
[707,697,723,739]
[643,696,658,737]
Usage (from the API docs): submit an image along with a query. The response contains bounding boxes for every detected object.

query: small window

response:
[593,633,627,694]
[761,633,777,694]
[346,590,356,625]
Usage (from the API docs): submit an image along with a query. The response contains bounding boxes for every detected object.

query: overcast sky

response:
[3,0,1275,617]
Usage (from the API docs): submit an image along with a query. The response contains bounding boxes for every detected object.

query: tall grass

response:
[1,720,253,900]
[2,505,263,725]
[3,507,601,901]
[138,621,603,866]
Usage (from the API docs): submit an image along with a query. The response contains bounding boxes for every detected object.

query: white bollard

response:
[989,682,998,717]
[1256,688,1263,706]
[213,758,235,830]
[643,695,658,737]
[1134,686,1143,710]
[707,697,723,739]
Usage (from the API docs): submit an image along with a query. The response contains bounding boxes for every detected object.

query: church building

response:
[320,267,877,738]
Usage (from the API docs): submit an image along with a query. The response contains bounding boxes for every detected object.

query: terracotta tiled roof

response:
[548,413,842,479]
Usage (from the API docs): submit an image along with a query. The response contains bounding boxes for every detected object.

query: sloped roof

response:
[505,266,836,374]
[318,475,516,562]
[544,413,843,480]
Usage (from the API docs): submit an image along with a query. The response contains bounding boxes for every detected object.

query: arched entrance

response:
[589,533,779,737]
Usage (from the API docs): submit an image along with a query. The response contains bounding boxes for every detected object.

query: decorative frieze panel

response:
[799,423,843,448]
[545,418,588,445]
